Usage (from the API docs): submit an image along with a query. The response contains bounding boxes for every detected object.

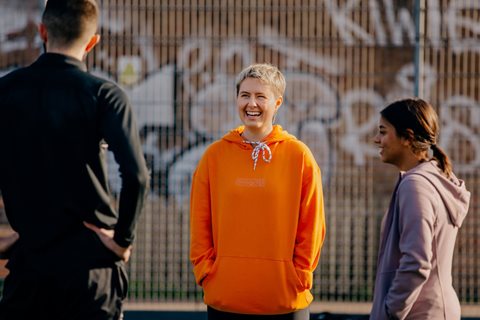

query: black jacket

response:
[0,53,149,270]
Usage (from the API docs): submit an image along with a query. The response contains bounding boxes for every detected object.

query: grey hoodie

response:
[370,161,470,320]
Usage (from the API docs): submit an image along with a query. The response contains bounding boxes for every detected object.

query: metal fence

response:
[0,0,479,310]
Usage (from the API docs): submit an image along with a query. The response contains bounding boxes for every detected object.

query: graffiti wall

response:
[0,0,479,305]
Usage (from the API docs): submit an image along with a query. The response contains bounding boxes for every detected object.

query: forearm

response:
[114,172,149,247]
[293,164,325,288]
[386,264,430,318]
[99,82,149,247]
[189,164,215,286]
[386,180,435,318]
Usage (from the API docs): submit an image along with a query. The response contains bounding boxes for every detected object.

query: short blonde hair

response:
[235,63,286,98]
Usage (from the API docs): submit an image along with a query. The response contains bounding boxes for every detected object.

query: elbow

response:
[138,169,150,190]
[123,168,150,194]
[137,169,150,194]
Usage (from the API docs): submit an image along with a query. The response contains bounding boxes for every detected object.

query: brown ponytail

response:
[431,144,452,178]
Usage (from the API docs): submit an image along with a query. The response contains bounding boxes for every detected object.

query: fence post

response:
[414,0,426,97]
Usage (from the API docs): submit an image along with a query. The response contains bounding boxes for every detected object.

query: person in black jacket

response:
[0,1,149,319]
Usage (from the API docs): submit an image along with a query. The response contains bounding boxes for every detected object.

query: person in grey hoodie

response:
[370,98,470,320]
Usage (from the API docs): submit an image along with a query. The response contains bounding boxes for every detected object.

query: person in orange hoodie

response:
[190,63,326,319]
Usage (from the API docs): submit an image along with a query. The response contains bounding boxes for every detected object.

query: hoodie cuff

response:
[193,259,214,286]
[295,267,313,290]
[114,233,133,248]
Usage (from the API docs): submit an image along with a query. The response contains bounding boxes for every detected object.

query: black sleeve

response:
[98,82,149,247]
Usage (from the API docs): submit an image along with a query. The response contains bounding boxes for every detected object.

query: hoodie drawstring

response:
[244,141,272,170]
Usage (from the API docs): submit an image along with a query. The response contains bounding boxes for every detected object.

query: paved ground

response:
[124,311,369,320]
[124,311,480,320]
[123,302,480,320]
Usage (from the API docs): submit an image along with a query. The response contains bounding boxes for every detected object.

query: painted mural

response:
[0,0,479,304]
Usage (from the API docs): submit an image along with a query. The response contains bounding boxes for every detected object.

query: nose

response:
[247,96,258,106]
[373,133,380,145]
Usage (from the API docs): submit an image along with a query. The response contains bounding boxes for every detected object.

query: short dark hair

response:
[42,0,99,47]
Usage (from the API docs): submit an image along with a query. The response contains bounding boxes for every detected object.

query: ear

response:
[402,129,415,147]
[85,34,100,53]
[274,96,283,111]
[38,23,48,43]
[401,138,411,147]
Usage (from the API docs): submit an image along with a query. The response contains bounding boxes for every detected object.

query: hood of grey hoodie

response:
[405,161,470,227]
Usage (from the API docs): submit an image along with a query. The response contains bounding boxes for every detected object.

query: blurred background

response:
[0,0,479,318]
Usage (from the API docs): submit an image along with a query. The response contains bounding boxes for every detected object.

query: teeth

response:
[246,111,261,116]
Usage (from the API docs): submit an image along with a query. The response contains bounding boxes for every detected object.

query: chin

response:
[244,122,262,128]
[383,159,397,167]
[379,156,389,164]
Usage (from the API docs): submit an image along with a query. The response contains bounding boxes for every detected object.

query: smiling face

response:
[374,116,411,169]
[236,77,282,141]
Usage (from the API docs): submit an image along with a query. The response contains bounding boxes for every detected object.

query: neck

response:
[398,153,428,172]
[47,47,85,61]
[45,38,87,61]
[241,126,273,142]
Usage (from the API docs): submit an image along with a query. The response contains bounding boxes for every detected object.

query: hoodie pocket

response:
[201,258,219,287]
[288,261,307,291]
[203,256,311,314]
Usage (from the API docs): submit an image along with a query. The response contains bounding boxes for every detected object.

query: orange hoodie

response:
[190,125,326,314]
